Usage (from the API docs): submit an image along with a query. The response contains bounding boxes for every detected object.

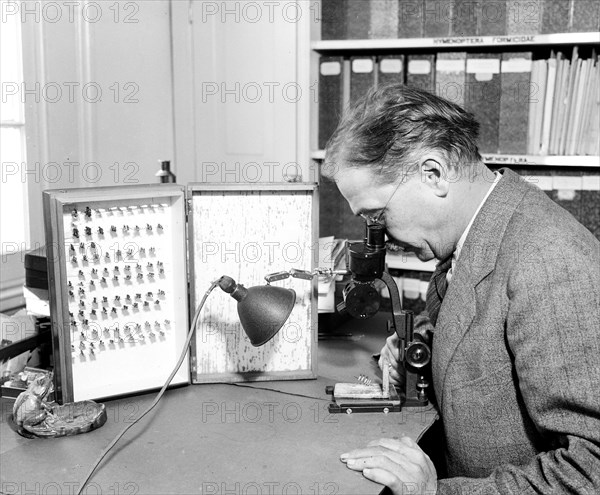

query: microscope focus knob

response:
[405,341,431,369]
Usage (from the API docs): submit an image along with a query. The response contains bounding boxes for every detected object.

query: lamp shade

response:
[218,277,296,347]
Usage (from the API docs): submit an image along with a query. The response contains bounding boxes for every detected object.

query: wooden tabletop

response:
[0,313,437,494]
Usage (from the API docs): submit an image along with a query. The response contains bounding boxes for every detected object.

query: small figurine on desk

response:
[12,372,106,438]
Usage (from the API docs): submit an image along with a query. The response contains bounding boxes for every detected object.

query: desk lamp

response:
[217,275,296,346]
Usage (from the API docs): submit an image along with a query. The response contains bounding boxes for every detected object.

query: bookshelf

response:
[312,150,599,168]
[311,0,600,310]
[312,32,600,52]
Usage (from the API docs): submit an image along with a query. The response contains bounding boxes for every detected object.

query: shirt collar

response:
[448,171,501,281]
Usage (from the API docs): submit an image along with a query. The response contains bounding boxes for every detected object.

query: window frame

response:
[0,2,46,311]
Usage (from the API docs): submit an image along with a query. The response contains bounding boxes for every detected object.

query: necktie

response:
[426,255,453,327]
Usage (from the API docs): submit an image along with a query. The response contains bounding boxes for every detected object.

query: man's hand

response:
[340,437,437,495]
[379,333,405,387]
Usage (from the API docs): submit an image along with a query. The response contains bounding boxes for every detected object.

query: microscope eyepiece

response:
[366,223,386,251]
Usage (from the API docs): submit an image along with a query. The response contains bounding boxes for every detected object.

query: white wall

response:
[22,0,175,247]
[174,0,312,185]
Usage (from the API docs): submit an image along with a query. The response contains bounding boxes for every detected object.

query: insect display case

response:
[43,183,318,403]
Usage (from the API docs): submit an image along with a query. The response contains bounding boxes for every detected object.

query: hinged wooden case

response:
[43,183,318,403]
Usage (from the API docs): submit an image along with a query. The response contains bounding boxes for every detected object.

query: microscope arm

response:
[379,271,413,361]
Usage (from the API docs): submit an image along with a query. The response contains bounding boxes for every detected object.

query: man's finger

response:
[385,337,401,361]
[361,468,402,493]
[344,452,406,471]
[365,438,429,465]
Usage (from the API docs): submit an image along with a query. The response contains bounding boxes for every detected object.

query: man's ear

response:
[420,157,450,198]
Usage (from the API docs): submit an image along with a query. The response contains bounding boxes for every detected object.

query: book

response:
[499,52,532,154]
[549,54,567,155]
[319,176,365,241]
[465,53,501,153]
[435,52,466,107]
[566,58,588,155]
[321,0,348,40]
[319,56,344,150]
[577,60,598,155]
[350,56,376,106]
[451,0,478,36]
[558,47,580,155]
[527,59,548,154]
[506,0,542,34]
[581,175,600,240]
[551,174,583,224]
[582,62,599,156]
[478,0,507,36]
[574,59,593,155]
[406,54,436,93]
[378,55,405,87]
[540,56,558,154]
[369,0,399,38]
[541,0,570,34]
[347,0,370,39]
[398,0,423,38]
[423,0,452,38]
[570,0,600,32]
[401,271,426,314]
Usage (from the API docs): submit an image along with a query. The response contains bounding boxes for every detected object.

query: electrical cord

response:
[227,382,328,402]
[76,279,220,495]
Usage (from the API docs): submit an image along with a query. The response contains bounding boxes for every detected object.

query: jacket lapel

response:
[432,169,531,409]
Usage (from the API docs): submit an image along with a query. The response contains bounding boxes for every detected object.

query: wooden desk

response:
[0,313,436,494]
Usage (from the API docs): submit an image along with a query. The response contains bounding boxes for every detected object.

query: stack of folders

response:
[321,0,600,40]
[319,50,599,156]
[318,237,348,313]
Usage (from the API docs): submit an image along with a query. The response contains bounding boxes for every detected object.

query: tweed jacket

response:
[433,169,600,494]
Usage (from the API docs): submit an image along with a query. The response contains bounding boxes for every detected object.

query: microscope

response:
[333,223,432,410]
[265,223,432,412]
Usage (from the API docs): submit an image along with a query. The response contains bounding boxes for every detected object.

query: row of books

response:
[526,173,600,240]
[528,50,600,156]
[383,270,429,315]
[321,0,600,40]
[318,51,599,155]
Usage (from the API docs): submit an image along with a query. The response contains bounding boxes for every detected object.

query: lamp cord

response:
[76,279,221,495]
[227,382,328,402]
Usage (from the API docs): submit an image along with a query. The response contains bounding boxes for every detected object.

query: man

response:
[323,85,600,494]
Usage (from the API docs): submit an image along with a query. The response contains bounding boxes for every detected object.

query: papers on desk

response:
[23,286,50,317]
[318,237,347,313]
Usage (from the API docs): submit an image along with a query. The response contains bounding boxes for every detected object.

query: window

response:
[1,1,29,254]
[1,1,29,310]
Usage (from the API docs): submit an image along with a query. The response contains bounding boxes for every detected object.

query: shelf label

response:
[466,59,500,74]
[436,59,465,72]
[582,176,600,191]
[432,35,536,45]
[352,58,374,73]
[467,58,499,81]
[554,176,583,191]
[483,154,534,164]
[433,37,485,45]
[408,59,431,74]
[380,58,403,74]
[320,61,341,76]
[492,35,536,44]
[525,176,553,191]
[502,58,533,73]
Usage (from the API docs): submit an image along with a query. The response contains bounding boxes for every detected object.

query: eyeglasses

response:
[359,178,404,227]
